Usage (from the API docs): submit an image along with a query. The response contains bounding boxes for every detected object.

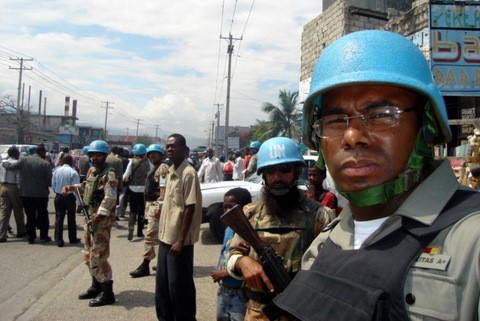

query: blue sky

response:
[0,1,323,146]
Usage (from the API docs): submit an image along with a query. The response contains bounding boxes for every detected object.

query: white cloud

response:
[0,0,322,145]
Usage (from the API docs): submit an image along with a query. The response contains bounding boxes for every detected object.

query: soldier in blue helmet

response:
[129,144,169,278]
[62,140,118,307]
[123,143,150,241]
[273,30,480,320]
[226,137,335,320]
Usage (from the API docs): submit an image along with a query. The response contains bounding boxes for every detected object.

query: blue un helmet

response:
[256,137,305,175]
[82,146,89,155]
[250,141,261,149]
[28,145,37,155]
[303,30,451,151]
[303,30,452,207]
[87,140,109,155]
[146,144,164,156]
[132,143,147,156]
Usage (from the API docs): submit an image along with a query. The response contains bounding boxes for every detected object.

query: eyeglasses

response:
[312,105,417,139]
[263,163,294,175]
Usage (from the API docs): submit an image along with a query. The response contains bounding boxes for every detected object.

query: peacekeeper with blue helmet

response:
[244,140,261,179]
[62,140,118,307]
[272,30,480,320]
[129,143,169,278]
[226,137,336,321]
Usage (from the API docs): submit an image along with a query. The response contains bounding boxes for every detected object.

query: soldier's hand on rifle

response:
[236,255,274,293]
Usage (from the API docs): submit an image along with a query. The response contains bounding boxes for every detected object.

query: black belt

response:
[0,182,17,185]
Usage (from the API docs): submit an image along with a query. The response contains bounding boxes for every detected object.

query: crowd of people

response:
[1,29,480,321]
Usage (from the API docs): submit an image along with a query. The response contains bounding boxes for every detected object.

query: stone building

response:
[300,0,480,153]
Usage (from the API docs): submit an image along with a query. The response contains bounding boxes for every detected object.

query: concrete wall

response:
[301,0,397,83]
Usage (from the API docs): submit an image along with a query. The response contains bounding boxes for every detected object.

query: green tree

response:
[262,90,301,138]
[0,95,31,143]
[250,119,274,142]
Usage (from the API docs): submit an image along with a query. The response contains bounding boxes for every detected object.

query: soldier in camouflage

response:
[62,140,117,307]
[129,144,170,278]
[226,137,335,321]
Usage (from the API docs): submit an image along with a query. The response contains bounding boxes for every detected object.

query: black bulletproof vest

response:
[144,164,160,201]
[273,190,480,321]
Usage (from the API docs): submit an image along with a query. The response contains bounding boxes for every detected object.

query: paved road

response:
[0,193,221,321]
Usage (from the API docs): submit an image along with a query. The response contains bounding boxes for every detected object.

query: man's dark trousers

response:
[155,242,196,321]
[23,197,49,242]
[54,193,78,243]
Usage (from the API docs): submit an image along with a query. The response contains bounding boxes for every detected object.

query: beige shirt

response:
[302,160,480,321]
[158,159,202,245]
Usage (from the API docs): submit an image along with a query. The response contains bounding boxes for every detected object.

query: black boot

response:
[129,259,150,278]
[89,280,115,307]
[79,277,101,300]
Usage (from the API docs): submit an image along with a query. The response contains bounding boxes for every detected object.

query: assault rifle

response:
[73,186,95,236]
[220,204,292,293]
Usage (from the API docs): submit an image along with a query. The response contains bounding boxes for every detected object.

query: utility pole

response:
[220,34,242,155]
[135,118,143,141]
[38,90,42,133]
[9,57,33,143]
[213,103,223,155]
[101,101,114,141]
[210,121,214,147]
[155,124,159,142]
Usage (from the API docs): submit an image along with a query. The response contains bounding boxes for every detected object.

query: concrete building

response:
[300,0,480,154]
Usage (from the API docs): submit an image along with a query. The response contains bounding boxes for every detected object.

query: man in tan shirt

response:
[155,133,202,321]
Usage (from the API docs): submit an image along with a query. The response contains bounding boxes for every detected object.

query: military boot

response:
[129,259,150,278]
[78,277,101,300]
[89,280,115,307]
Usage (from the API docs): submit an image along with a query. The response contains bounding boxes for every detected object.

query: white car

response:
[0,144,32,159]
[201,174,263,242]
[201,155,318,243]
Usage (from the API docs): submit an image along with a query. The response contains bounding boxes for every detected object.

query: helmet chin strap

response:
[336,129,434,207]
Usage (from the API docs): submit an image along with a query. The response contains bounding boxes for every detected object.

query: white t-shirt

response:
[353,216,389,249]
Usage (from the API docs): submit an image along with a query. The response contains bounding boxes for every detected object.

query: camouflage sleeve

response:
[97,170,117,216]
[156,163,170,201]
[314,205,337,236]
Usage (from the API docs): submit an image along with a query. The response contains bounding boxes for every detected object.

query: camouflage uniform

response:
[143,163,170,260]
[82,166,117,283]
[229,193,335,321]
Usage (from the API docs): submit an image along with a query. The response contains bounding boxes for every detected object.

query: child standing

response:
[211,187,252,321]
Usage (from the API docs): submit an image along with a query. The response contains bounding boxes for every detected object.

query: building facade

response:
[300,0,480,155]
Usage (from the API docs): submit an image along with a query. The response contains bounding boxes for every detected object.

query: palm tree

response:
[262,90,301,138]
[250,119,275,142]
